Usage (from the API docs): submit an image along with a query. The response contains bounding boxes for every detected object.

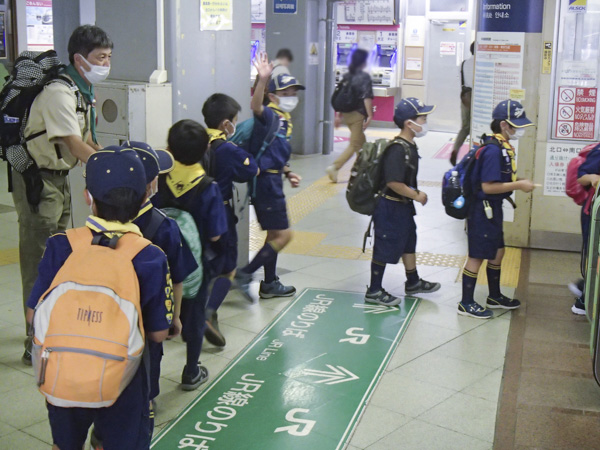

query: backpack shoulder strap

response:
[115,233,152,261]
[460,60,466,87]
[66,227,94,253]
[142,208,167,241]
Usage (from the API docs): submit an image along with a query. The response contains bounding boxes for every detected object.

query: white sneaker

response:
[326,165,338,183]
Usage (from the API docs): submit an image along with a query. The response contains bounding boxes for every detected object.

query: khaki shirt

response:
[25,75,90,170]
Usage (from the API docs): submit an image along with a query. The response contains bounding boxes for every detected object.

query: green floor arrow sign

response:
[151,289,420,450]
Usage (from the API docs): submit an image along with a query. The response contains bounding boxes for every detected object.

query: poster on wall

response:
[200,0,233,31]
[544,143,587,196]
[471,31,525,142]
[336,0,395,26]
[26,0,54,52]
[251,0,266,23]
[554,87,598,140]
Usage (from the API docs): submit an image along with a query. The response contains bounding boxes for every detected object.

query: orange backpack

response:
[32,227,150,408]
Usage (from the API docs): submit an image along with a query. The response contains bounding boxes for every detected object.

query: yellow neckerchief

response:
[207,128,227,144]
[166,160,206,198]
[134,199,153,220]
[268,102,293,138]
[492,133,517,182]
[85,215,143,238]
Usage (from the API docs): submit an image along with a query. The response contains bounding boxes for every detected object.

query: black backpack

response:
[346,138,404,216]
[0,50,84,209]
[331,73,361,113]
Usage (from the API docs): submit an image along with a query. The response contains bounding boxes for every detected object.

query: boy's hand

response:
[415,191,428,205]
[253,52,273,81]
[590,174,600,188]
[517,179,535,193]
[167,316,182,340]
[286,172,301,188]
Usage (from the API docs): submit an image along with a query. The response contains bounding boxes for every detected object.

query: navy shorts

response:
[47,368,151,450]
[206,205,239,276]
[373,199,417,264]
[254,202,289,230]
[467,199,504,260]
[148,340,163,400]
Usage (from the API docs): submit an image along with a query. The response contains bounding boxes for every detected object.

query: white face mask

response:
[78,54,110,84]
[277,96,299,113]
[409,120,428,138]
[510,128,526,140]
[226,121,236,139]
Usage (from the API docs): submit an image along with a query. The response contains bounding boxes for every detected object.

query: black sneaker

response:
[181,364,209,391]
[405,279,441,295]
[572,297,586,315]
[234,269,254,302]
[21,337,32,366]
[487,294,521,310]
[568,279,584,298]
[205,311,226,347]
[364,288,402,306]
[259,277,296,299]
[458,302,493,319]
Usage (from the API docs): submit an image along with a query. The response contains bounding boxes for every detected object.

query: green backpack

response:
[161,208,203,299]
[346,138,402,216]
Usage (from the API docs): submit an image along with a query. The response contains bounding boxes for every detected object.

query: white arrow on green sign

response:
[151,288,420,450]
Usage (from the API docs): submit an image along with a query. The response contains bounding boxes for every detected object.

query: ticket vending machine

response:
[335,43,356,82]
[371,44,397,87]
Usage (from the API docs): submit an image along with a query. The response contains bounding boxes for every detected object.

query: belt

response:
[382,193,409,203]
[39,168,70,177]
[265,169,282,174]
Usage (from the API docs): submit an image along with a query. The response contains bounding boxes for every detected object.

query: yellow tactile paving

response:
[454,247,522,289]
[0,247,18,266]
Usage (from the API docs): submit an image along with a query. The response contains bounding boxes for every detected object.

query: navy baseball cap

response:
[123,140,174,183]
[268,74,306,93]
[85,146,147,205]
[394,97,435,125]
[492,100,533,128]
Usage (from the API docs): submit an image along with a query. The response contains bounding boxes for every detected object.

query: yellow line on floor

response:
[0,247,18,266]
[455,247,522,289]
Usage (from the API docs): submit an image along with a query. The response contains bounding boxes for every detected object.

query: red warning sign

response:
[555,86,597,140]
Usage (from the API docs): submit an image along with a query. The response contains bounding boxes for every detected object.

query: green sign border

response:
[152,289,421,449]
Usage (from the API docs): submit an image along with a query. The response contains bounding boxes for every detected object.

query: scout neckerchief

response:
[86,215,143,238]
[65,64,97,144]
[492,133,517,182]
[207,128,227,144]
[268,102,293,138]
[134,199,153,220]
[166,160,207,198]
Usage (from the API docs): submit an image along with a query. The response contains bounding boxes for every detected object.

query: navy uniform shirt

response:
[250,105,292,208]
[381,138,419,204]
[27,227,173,333]
[578,148,600,183]
[133,200,198,284]
[155,165,228,245]
[472,136,515,201]
[212,140,258,202]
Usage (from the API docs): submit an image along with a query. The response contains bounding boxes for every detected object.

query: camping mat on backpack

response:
[151,288,420,450]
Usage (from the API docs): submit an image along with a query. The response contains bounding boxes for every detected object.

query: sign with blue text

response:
[479,0,544,33]
[274,0,297,14]
[151,289,420,450]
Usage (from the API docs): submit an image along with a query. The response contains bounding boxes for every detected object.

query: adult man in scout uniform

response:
[17,25,113,364]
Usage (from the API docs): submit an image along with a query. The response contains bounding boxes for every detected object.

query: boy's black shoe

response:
[458,301,493,319]
[364,289,402,306]
[181,364,209,391]
[205,312,226,347]
[405,279,441,295]
[21,337,32,366]
[568,278,584,298]
[572,297,586,316]
[259,277,296,299]
[487,294,521,310]
[234,270,254,302]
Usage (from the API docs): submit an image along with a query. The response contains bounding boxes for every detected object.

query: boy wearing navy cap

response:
[202,94,259,345]
[366,98,442,305]
[26,146,173,450]
[235,52,303,300]
[459,100,535,319]
[124,141,198,402]
[154,120,228,390]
